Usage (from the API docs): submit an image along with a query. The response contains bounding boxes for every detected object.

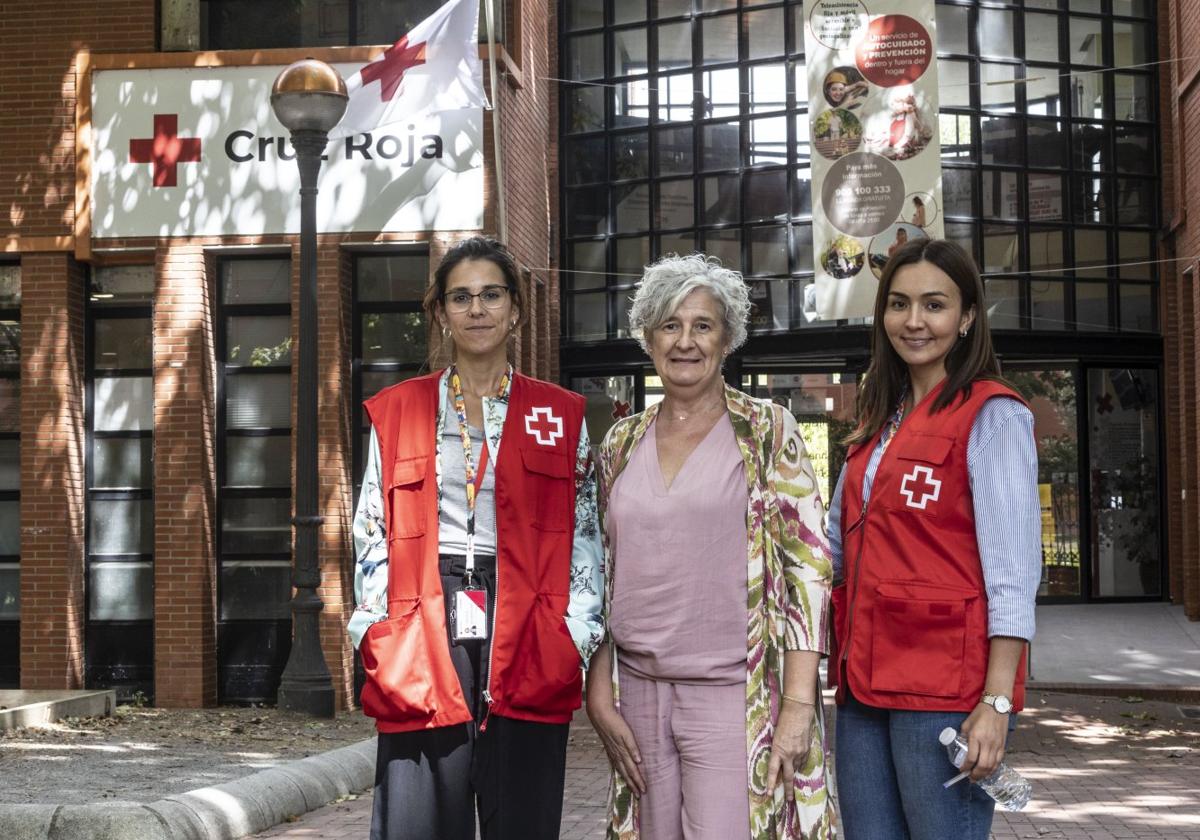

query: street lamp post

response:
[270,59,348,717]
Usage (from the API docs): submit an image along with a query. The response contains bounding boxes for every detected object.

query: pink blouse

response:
[607,414,750,685]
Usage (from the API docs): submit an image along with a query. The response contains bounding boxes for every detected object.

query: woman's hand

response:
[958,703,1008,781]
[587,698,646,797]
[766,701,815,801]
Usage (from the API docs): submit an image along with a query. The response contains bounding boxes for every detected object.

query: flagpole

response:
[484,0,507,242]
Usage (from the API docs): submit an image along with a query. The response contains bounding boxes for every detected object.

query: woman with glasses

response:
[348,236,604,840]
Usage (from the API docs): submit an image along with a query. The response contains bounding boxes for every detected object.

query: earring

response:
[442,325,451,338]
[959,328,969,338]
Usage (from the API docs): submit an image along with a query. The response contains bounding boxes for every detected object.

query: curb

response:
[0,737,377,840]
[1029,681,1200,704]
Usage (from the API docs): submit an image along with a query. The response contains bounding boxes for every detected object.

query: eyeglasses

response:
[443,285,511,313]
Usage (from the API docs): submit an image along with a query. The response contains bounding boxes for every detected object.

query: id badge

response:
[452,586,489,640]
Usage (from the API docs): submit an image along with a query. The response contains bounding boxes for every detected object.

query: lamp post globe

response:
[270,59,346,718]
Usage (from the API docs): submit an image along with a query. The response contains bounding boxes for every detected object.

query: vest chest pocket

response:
[883,434,955,517]
[521,447,572,532]
[388,456,429,539]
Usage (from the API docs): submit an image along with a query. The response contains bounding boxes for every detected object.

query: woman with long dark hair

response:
[828,238,1040,840]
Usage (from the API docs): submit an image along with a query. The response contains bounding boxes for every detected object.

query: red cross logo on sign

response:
[129,114,202,188]
[900,465,942,510]
[525,407,564,447]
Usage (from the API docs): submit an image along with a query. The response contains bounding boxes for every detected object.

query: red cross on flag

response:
[330,0,486,139]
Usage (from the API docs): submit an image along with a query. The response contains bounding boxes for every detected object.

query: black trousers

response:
[370,555,570,840]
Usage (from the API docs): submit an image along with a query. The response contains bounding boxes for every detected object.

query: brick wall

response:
[0,1,155,241]
[19,252,86,688]
[153,242,217,706]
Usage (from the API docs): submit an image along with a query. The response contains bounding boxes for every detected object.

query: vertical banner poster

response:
[804,0,944,319]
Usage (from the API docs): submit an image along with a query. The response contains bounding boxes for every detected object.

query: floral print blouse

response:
[598,385,836,840]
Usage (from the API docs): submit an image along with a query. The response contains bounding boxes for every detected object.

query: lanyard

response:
[879,389,908,456]
[449,365,510,577]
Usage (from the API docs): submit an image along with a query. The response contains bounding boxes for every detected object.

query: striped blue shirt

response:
[827,396,1041,641]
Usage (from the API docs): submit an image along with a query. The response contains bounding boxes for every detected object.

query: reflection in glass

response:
[658,180,695,229]
[565,2,603,31]
[792,168,812,218]
[1088,369,1160,597]
[615,183,651,233]
[0,380,17,434]
[94,438,152,489]
[1025,75,1063,116]
[227,436,291,488]
[940,114,973,161]
[701,14,737,64]
[982,224,1020,272]
[657,21,691,70]
[703,175,740,225]
[1075,229,1109,278]
[0,501,16,555]
[1115,179,1153,226]
[614,79,651,125]
[220,561,293,620]
[0,564,17,618]
[92,265,155,305]
[984,278,1021,330]
[570,241,606,291]
[1028,120,1066,167]
[1073,175,1110,225]
[222,259,290,305]
[792,225,814,274]
[749,64,786,114]
[980,117,1022,165]
[567,137,606,185]
[222,497,291,554]
[658,126,693,173]
[744,169,788,221]
[571,376,636,448]
[95,377,153,432]
[1075,282,1110,331]
[566,86,606,133]
[748,117,787,166]
[572,293,606,341]
[702,122,741,170]
[1030,281,1066,330]
[705,229,741,270]
[613,0,647,25]
[747,9,784,59]
[612,132,650,180]
[1119,285,1154,332]
[1112,21,1148,67]
[1114,127,1153,174]
[615,237,651,277]
[936,4,968,54]
[701,68,740,118]
[0,265,20,306]
[658,72,695,122]
[1114,74,1152,121]
[363,313,426,365]
[978,9,1016,59]
[942,168,974,218]
[1029,228,1066,272]
[1008,369,1080,598]
[749,228,788,276]
[90,499,152,555]
[567,33,604,80]
[939,59,971,109]
[89,561,153,621]
[361,370,409,401]
[1118,230,1153,279]
[0,322,18,372]
[0,439,16,491]
[567,189,608,236]
[980,64,1017,112]
[613,27,648,76]
[226,374,290,429]
[1024,14,1061,63]
[356,254,428,302]
[227,316,291,366]
[982,170,1021,220]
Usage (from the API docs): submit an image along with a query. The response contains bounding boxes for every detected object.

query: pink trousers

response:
[619,665,751,840]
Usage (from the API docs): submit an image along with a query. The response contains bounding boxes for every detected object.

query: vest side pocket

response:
[388,456,429,538]
[359,596,439,724]
[520,447,572,532]
[868,580,976,698]
[504,593,581,714]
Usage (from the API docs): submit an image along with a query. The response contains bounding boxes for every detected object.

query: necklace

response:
[664,394,725,423]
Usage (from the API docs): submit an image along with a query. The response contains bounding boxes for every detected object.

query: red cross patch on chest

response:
[524,406,564,447]
[899,465,942,510]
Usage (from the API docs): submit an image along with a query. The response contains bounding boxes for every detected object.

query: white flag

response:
[330,0,486,139]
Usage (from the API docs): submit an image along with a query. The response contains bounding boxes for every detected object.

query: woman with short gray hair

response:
[587,254,836,840]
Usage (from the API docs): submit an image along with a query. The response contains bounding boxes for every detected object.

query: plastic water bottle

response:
[938,727,1032,811]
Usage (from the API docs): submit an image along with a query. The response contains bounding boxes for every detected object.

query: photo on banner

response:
[804,0,944,320]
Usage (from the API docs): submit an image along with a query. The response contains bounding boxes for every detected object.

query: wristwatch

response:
[980,693,1013,714]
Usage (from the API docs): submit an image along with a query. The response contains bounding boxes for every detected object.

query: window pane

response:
[658,126,693,175]
[1029,229,1066,272]
[565,85,606,133]
[939,59,971,109]
[659,232,696,257]
[936,5,968,54]
[566,138,604,186]
[655,0,689,17]
[1112,21,1148,67]
[615,237,651,277]
[749,64,787,114]
[1028,175,1065,222]
[1026,75,1064,116]
[0,265,20,306]
[0,501,16,555]
[226,436,291,488]
[226,374,291,429]
[91,265,153,306]
[222,259,290,305]
[566,33,604,80]
[747,9,784,59]
[613,27,648,76]
[93,438,152,489]
[1116,179,1153,225]
[982,171,1021,220]
[571,376,636,447]
[1025,14,1061,63]
[565,1,603,30]
[614,0,647,25]
[1028,120,1066,167]
[1119,285,1154,332]
[0,322,18,373]
[942,168,975,218]
[1114,127,1153,175]
[1076,282,1110,331]
[1118,230,1153,279]
[95,377,153,432]
[982,224,1020,273]
[567,189,608,237]
[985,278,1021,330]
[748,116,787,166]
[705,229,741,270]
[792,224,814,274]
[613,132,650,180]
[749,227,788,276]
[90,499,152,555]
[0,381,17,434]
[568,241,607,291]
[362,312,426,365]
[657,179,695,229]
[222,497,292,554]
[701,14,737,64]
[1030,281,1066,329]
[657,21,691,70]
[1069,17,1104,66]
[1075,229,1110,278]
[0,439,16,491]
[94,318,150,370]
[616,79,651,125]
[658,72,695,122]
[940,114,974,161]
[701,68,740,117]
[703,175,740,224]
[356,254,429,301]
[980,63,1018,112]
[1114,74,1152,121]
[615,183,651,233]
[702,121,741,170]
[1073,175,1109,224]
[978,9,1016,59]
[744,169,789,222]
[1073,124,1107,172]
[0,564,17,619]
[793,167,812,218]
[362,370,411,401]
[220,561,293,620]
[226,316,293,368]
[88,561,152,621]
[571,293,606,341]
[980,117,1022,165]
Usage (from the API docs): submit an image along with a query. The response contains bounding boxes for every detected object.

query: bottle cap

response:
[938,727,957,746]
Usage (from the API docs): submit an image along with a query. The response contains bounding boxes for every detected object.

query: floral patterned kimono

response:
[597,385,837,840]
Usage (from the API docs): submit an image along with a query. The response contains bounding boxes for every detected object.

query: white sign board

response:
[90,65,483,238]
[804,0,944,319]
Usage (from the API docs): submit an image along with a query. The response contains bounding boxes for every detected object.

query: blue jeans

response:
[835,692,999,840]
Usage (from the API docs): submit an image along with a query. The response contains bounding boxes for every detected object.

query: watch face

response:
[994,696,1012,714]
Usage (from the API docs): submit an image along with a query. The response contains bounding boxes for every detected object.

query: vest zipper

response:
[480,545,500,733]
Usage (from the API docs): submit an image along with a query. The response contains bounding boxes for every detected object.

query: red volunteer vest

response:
[358,369,585,733]
[830,378,1029,713]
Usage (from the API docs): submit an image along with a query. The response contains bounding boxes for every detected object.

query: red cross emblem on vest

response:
[900,465,941,510]
[129,114,202,188]
[525,406,564,447]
